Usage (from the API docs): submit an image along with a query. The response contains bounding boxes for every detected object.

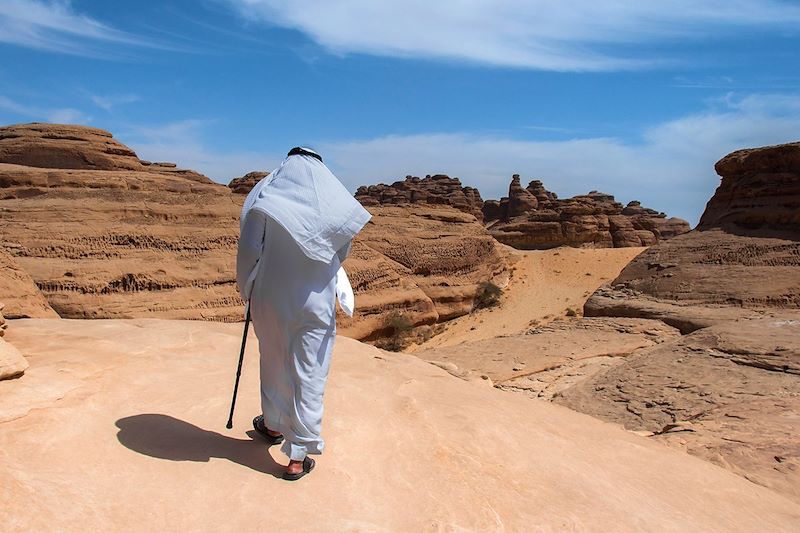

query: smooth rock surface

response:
[2,318,799,531]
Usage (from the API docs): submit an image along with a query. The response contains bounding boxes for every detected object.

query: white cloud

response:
[90,93,141,112]
[119,119,281,184]
[0,94,92,124]
[0,0,168,57]
[318,94,800,225]
[225,0,800,70]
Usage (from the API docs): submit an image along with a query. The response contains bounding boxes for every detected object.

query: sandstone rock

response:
[2,318,799,530]
[556,317,800,502]
[228,171,269,194]
[0,245,58,318]
[355,174,485,221]
[0,124,507,338]
[487,176,690,249]
[0,304,28,380]
[337,205,507,340]
[586,142,800,327]
[700,141,800,231]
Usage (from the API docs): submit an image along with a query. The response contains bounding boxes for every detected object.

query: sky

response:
[1,1,800,225]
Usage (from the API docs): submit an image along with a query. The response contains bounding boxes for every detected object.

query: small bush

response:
[565,308,577,317]
[377,312,414,352]
[475,281,502,309]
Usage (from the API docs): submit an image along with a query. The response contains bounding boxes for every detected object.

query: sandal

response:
[282,456,315,481]
[252,415,284,445]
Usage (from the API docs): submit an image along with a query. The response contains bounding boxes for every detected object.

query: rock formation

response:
[355,174,485,221]
[0,124,506,337]
[337,205,507,340]
[566,141,800,499]
[0,303,28,380]
[486,176,691,249]
[228,171,268,194]
[586,141,800,330]
[0,245,58,318]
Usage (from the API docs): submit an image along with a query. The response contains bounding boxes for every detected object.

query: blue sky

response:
[2,1,800,225]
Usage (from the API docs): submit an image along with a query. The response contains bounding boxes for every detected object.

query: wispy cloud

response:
[89,93,141,111]
[0,0,172,57]
[317,93,800,225]
[224,0,800,71]
[0,94,91,124]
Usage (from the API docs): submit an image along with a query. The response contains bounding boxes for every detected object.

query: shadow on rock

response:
[115,414,283,477]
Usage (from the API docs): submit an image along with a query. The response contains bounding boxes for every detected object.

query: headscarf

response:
[241,148,371,263]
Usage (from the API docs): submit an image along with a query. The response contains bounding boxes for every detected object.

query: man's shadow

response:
[115,414,284,477]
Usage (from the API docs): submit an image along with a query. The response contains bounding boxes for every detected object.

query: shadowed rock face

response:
[0,124,506,337]
[486,176,690,249]
[0,246,57,318]
[355,174,485,221]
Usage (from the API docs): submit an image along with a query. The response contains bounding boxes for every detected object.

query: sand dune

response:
[414,246,646,350]
[2,318,799,531]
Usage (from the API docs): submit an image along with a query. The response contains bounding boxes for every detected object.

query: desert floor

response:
[2,317,799,531]
[413,246,646,350]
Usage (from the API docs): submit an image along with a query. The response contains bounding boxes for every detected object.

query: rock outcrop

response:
[486,176,691,249]
[338,205,507,340]
[0,124,507,337]
[586,141,800,330]
[0,245,58,318]
[228,171,268,194]
[0,303,28,380]
[556,317,800,502]
[355,174,485,221]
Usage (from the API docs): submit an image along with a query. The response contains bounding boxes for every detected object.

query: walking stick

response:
[226,304,251,429]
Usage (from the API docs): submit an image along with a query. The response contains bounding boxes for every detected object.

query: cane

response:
[226,304,251,429]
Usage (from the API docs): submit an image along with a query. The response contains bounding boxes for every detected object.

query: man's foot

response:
[252,415,284,445]
[283,456,315,481]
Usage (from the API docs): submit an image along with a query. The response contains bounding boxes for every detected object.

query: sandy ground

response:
[2,318,799,532]
[413,246,646,351]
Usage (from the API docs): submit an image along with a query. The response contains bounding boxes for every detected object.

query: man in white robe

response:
[236,147,370,480]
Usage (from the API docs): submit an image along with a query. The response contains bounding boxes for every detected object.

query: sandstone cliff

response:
[487,175,691,249]
[228,171,268,194]
[0,245,57,318]
[0,124,506,337]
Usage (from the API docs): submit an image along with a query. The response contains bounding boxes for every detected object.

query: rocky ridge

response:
[228,171,269,194]
[486,175,691,249]
[355,174,485,221]
[0,123,506,338]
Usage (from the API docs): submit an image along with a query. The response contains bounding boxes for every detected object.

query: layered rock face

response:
[355,175,485,221]
[337,205,508,340]
[586,141,800,330]
[228,171,268,194]
[486,176,690,249]
[0,303,28,380]
[0,124,507,336]
[0,245,57,318]
[0,123,246,321]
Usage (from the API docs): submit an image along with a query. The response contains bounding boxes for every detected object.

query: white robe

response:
[236,150,369,461]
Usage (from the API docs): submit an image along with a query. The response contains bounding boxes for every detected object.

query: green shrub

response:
[475,281,502,309]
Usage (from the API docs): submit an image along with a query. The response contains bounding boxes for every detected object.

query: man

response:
[236,147,370,480]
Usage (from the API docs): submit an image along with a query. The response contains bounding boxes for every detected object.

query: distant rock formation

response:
[586,141,800,331]
[228,171,269,194]
[0,124,507,337]
[0,303,28,380]
[485,176,690,249]
[355,174,485,221]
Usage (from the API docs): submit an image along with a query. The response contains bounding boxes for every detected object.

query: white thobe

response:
[237,209,351,461]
